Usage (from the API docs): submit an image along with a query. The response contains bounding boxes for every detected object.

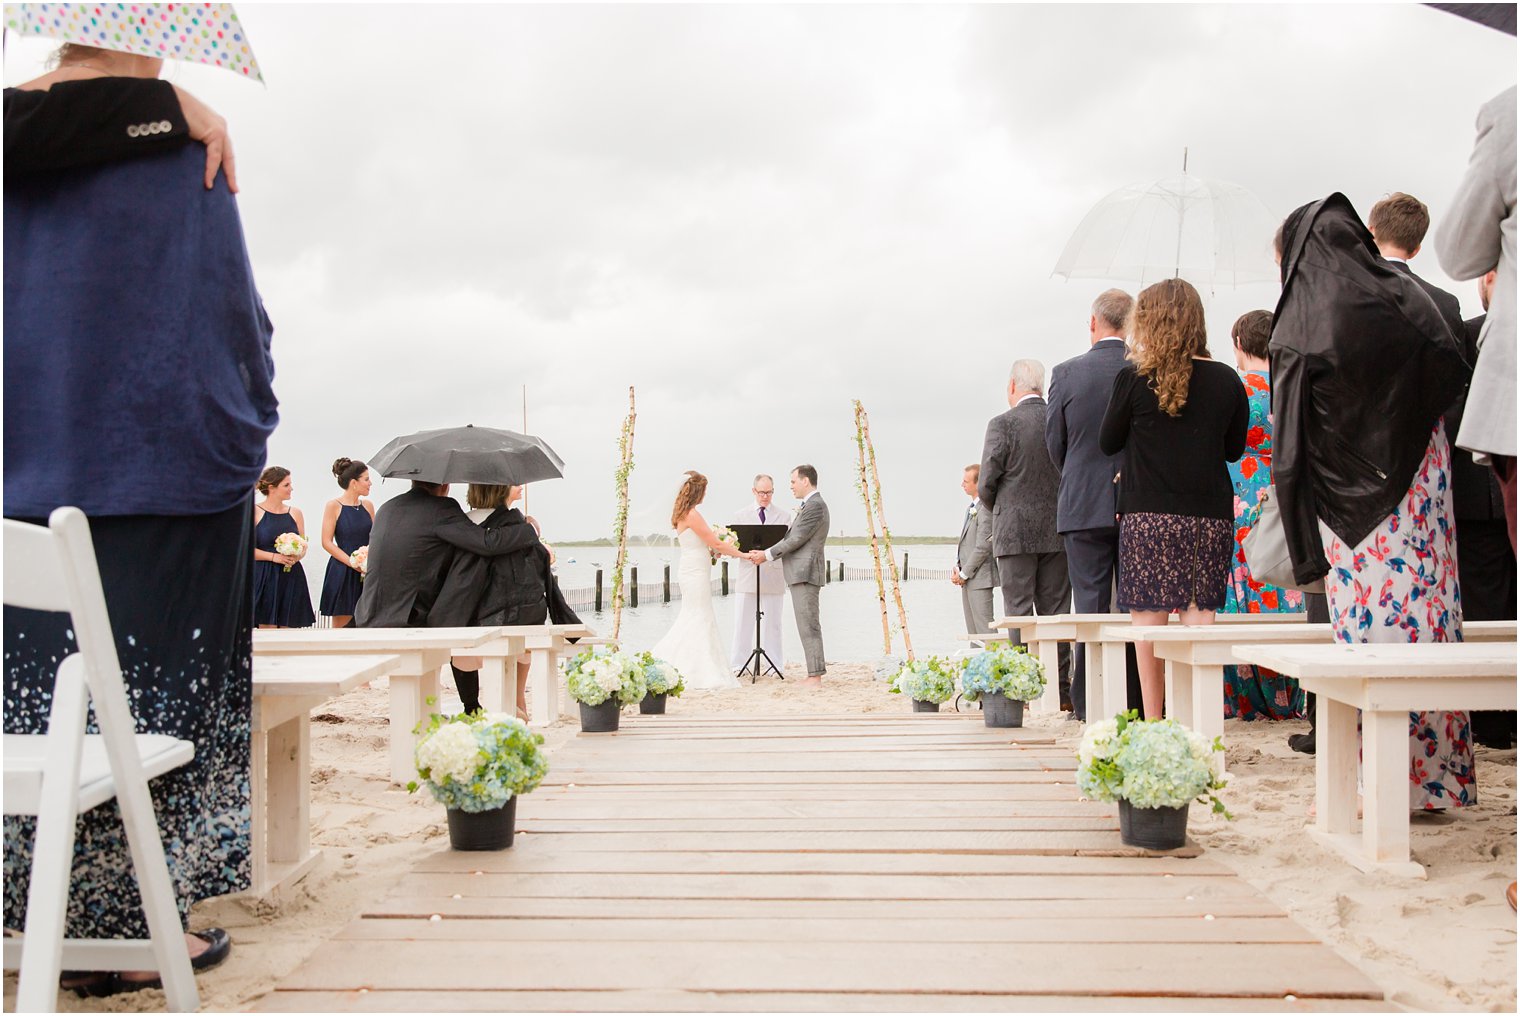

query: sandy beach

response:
[7,661,1515,1013]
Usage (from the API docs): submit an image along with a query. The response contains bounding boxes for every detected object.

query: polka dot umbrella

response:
[3,3,264,82]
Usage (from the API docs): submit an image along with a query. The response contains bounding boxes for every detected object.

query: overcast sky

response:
[7,4,1514,540]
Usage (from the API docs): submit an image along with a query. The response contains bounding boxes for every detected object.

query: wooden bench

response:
[995,612,1310,722]
[495,624,596,727]
[1106,621,1518,776]
[253,627,510,784]
[1231,641,1517,878]
[250,653,401,896]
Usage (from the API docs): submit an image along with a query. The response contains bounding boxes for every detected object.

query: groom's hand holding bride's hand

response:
[746,550,767,564]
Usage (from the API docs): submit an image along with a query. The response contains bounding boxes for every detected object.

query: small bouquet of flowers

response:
[960,643,1046,703]
[712,526,741,564]
[888,656,961,705]
[636,651,686,698]
[409,711,549,813]
[563,646,648,708]
[1076,710,1228,816]
[350,545,370,579]
[273,532,307,572]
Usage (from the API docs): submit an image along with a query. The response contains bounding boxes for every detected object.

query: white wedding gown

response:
[651,528,739,690]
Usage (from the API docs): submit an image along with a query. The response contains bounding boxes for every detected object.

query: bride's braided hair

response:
[671,471,708,528]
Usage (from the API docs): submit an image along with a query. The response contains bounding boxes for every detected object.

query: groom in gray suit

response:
[751,464,830,686]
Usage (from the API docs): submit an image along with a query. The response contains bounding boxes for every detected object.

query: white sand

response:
[8,661,1515,1012]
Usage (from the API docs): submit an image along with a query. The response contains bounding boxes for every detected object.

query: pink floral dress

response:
[1321,422,1475,809]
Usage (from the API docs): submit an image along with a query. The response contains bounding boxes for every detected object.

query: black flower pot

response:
[579,697,621,732]
[912,699,941,713]
[981,691,1024,728]
[446,796,517,851]
[639,692,668,715]
[1118,800,1189,850]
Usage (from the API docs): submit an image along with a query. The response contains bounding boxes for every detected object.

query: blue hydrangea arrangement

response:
[636,651,686,697]
[1076,710,1229,816]
[409,711,549,813]
[960,643,1046,703]
[564,645,647,707]
[887,656,961,704]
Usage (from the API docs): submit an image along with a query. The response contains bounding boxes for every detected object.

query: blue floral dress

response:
[1222,370,1306,719]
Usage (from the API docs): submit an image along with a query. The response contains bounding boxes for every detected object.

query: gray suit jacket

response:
[1437,85,1516,459]
[767,492,829,587]
[979,398,1063,556]
[956,500,995,589]
[1046,338,1129,533]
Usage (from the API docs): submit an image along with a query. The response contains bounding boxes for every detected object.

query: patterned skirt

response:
[3,500,253,936]
[1117,512,1233,612]
[1322,422,1474,810]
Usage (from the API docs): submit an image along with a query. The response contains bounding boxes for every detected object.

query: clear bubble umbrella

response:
[1052,157,1279,290]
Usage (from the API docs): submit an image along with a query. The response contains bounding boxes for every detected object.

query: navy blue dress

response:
[252,509,315,627]
[319,502,372,617]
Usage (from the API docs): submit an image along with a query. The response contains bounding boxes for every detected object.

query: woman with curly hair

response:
[1099,278,1249,718]
[650,470,749,691]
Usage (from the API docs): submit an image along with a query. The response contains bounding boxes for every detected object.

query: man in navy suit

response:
[1045,290,1141,721]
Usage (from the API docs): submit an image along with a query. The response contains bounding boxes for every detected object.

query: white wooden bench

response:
[995,612,1311,722]
[253,627,509,784]
[250,653,401,897]
[1231,640,1517,878]
[495,624,596,727]
[1106,621,1518,777]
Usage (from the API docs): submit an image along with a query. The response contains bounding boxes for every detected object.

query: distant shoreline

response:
[557,536,957,547]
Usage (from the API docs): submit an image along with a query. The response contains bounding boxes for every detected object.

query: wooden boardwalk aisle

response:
[255,713,1386,1012]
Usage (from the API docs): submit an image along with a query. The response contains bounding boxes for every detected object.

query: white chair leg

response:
[16,658,89,1013]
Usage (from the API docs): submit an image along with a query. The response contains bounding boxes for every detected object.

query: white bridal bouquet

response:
[637,651,686,698]
[1076,710,1229,815]
[409,711,549,813]
[888,656,961,704]
[960,643,1045,703]
[713,526,741,563]
[563,646,648,707]
[350,545,369,578]
[273,532,307,572]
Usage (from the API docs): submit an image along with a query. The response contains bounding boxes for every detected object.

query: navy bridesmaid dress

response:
[252,509,315,627]
[319,502,372,618]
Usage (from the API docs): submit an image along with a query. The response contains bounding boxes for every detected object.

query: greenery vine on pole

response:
[859,404,913,662]
[852,400,892,656]
[610,386,636,641]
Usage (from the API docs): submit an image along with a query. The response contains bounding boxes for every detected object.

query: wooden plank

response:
[528,784,1082,801]
[369,896,1288,921]
[516,799,1114,820]
[411,848,1234,876]
[516,816,1122,833]
[336,915,1318,944]
[390,871,1260,901]
[254,989,1394,1012]
[542,771,1076,785]
[272,941,1383,997]
[550,755,1075,773]
[477,830,1141,853]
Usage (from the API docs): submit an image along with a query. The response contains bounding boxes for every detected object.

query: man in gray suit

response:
[1046,289,1139,721]
[751,464,830,687]
[953,463,996,645]
[979,360,1072,695]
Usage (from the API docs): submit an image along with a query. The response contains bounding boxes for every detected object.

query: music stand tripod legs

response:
[739,559,783,682]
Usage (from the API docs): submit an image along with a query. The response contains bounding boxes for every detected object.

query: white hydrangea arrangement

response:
[960,643,1046,703]
[1076,710,1229,816]
[409,711,549,813]
[564,646,647,707]
[636,651,685,697]
[887,656,961,704]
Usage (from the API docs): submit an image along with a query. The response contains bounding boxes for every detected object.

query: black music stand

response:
[731,523,790,682]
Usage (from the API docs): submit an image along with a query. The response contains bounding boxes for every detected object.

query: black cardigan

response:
[1099,358,1249,521]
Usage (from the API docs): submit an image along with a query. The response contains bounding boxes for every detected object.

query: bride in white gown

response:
[651,471,749,690]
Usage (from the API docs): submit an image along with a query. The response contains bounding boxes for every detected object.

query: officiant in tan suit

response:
[953,463,996,646]
[730,473,792,670]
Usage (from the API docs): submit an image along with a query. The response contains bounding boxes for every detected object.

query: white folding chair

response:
[1,507,198,1011]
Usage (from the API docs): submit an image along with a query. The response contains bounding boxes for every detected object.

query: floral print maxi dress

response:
[1223,370,1306,719]
[1322,422,1474,810]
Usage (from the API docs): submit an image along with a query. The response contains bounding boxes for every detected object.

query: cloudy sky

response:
[7,4,1513,540]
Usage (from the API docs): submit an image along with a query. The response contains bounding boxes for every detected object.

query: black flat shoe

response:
[1287,732,1316,755]
[82,928,232,996]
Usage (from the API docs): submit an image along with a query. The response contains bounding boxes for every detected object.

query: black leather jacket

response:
[468,508,580,627]
[1270,193,1470,585]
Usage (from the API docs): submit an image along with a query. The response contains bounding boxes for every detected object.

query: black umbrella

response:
[370,425,566,486]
